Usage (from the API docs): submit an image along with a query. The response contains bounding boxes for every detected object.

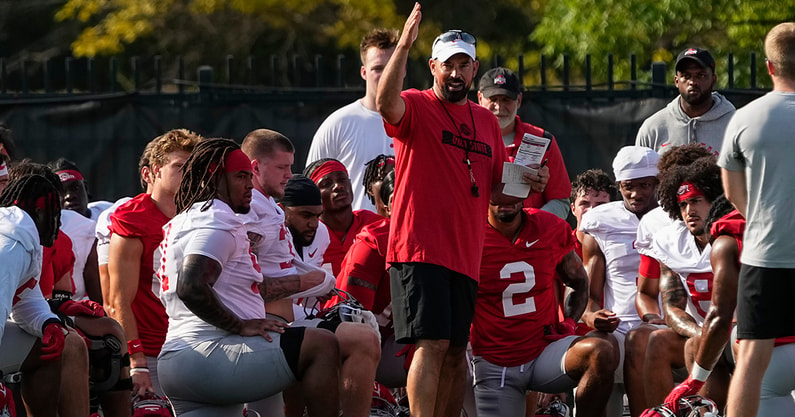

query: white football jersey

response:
[159,200,264,353]
[239,189,298,278]
[580,201,643,334]
[301,222,330,268]
[60,209,97,300]
[635,206,676,257]
[94,197,133,266]
[651,222,713,324]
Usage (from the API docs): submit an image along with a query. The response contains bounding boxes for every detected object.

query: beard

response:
[439,77,470,103]
[495,208,521,223]
[681,82,714,107]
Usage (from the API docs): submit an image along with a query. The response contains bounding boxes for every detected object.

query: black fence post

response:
[651,61,667,98]
[540,55,547,91]
[728,53,734,88]
[563,54,570,91]
[109,57,117,93]
[154,56,162,93]
[630,53,637,90]
[197,66,213,94]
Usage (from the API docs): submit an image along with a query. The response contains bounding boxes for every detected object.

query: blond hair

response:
[765,22,795,80]
[148,129,202,169]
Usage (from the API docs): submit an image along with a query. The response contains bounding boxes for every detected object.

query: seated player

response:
[157,139,341,417]
[0,174,90,417]
[9,161,133,416]
[360,154,395,217]
[471,200,618,417]
[303,158,382,276]
[654,196,795,415]
[636,158,728,411]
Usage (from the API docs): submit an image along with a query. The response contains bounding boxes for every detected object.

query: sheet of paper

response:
[514,133,550,168]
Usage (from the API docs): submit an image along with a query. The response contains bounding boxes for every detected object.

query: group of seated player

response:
[3,128,792,417]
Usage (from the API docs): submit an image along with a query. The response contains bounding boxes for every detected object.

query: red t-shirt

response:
[330,218,391,315]
[507,117,571,210]
[323,209,383,277]
[40,230,75,298]
[109,193,170,356]
[472,208,575,366]
[384,89,507,281]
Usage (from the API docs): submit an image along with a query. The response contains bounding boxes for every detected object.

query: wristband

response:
[130,367,150,374]
[127,339,144,356]
[691,362,712,382]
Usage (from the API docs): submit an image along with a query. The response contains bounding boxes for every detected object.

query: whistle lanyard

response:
[434,93,480,197]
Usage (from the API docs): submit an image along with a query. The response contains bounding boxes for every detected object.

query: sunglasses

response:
[433,30,477,48]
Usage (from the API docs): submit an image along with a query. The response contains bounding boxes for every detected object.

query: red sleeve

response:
[337,237,386,312]
[541,138,571,201]
[639,254,660,279]
[40,230,76,298]
[382,89,420,141]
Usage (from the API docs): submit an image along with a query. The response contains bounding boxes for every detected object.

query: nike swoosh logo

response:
[308,249,318,257]
[526,239,539,248]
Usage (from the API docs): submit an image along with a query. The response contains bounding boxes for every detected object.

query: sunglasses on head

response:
[433,30,477,47]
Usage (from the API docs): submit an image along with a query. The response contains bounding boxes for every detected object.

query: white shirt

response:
[307,100,394,212]
[651,222,713,325]
[160,200,264,352]
[95,197,133,266]
[239,189,298,278]
[580,201,643,334]
[60,210,97,300]
[0,207,58,340]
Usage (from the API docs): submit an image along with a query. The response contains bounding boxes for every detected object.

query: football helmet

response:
[535,398,570,417]
[642,395,719,417]
[132,393,175,417]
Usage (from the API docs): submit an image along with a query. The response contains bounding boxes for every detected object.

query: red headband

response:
[224,149,252,173]
[677,182,704,203]
[309,160,348,184]
[57,169,83,183]
[0,162,7,176]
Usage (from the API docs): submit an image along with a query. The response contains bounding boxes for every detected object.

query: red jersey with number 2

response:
[472,208,575,367]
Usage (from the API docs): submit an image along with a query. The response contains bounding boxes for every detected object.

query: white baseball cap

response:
[432,30,477,62]
[612,146,660,181]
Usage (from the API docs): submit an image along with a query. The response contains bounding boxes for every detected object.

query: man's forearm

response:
[258,275,302,303]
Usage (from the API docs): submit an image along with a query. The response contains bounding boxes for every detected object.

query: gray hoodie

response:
[635,92,736,155]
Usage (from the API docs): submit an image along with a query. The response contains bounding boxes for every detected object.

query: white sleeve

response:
[11,283,58,338]
[290,255,336,299]
[0,253,25,341]
[183,228,237,267]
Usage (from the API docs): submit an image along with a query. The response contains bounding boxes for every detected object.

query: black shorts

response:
[736,264,795,339]
[388,262,477,347]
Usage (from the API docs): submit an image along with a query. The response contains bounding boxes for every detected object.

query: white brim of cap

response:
[613,167,658,182]
[432,41,476,62]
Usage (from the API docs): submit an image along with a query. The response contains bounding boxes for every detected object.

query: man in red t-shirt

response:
[477,66,572,219]
[376,5,550,416]
[107,129,200,397]
[471,200,617,416]
[304,159,382,277]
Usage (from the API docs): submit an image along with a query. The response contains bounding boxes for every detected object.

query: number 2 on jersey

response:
[500,261,537,317]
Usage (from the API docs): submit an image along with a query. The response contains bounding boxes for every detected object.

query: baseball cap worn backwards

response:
[479,67,521,100]
[675,48,715,72]
[612,146,660,182]
[432,30,477,63]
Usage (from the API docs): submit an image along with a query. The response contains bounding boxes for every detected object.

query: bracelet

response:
[127,339,144,356]
[130,367,150,374]
[691,362,712,382]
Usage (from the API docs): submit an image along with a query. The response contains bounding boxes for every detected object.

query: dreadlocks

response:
[175,138,240,214]
[704,195,735,236]
[9,159,64,196]
[0,174,61,246]
[361,154,395,205]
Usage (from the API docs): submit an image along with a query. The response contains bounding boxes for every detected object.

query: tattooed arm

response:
[556,250,589,322]
[660,262,700,338]
[258,271,326,303]
[176,254,286,338]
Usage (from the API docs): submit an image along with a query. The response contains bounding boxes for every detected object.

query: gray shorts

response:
[158,332,296,417]
[0,321,36,374]
[472,336,578,417]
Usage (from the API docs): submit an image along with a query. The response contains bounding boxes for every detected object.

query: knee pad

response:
[86,334,128,394]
